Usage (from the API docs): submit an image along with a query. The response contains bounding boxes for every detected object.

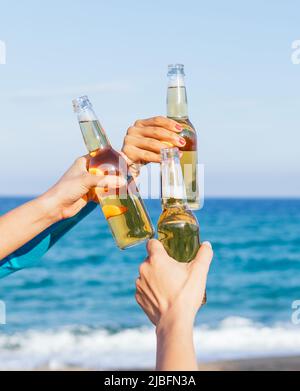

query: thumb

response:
[146,239,167,258]
[191,241,213,275]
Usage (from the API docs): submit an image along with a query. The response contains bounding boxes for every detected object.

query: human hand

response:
[41,156,125,221]
[122,116,185,166]
[135,239,213,332]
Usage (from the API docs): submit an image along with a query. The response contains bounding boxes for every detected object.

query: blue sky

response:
[0,0,299,196]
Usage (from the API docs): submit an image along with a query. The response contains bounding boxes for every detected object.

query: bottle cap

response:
[167,64,185,76]
[72,95,92,113]
[161,147,180,160]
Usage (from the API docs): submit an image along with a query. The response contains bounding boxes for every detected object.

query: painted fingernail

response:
[202,241,212,249]
[179,137,186,146]
[175,124,182,130]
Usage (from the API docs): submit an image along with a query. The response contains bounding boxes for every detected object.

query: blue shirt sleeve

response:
[0,202,97,279]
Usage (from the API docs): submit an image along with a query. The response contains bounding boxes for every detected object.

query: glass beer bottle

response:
[167,64,200,210]
[73,96,154,249]
[157,148,206,303]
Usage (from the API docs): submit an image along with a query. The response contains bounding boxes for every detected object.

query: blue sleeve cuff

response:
[0,202,97,279]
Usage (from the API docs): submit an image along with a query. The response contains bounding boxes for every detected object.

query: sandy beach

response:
[32,356,300,371]
[198,356,300,371]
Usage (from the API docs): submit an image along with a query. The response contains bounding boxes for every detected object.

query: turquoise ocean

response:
[0,197,300,369]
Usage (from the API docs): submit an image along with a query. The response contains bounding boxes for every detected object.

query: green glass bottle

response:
[157,147,206,303]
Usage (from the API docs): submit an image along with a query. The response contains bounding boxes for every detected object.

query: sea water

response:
[0,197,299,369]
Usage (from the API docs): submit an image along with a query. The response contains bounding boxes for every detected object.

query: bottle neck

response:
[167,74,188,119]
[77,107,111,153]
[161,152,187,209]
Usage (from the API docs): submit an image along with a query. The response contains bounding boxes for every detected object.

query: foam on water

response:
[0,317,299,370]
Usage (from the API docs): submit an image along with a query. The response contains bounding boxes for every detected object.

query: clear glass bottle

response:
[73,96,154,249]
[167,64,200,210]
[157,148,206,303]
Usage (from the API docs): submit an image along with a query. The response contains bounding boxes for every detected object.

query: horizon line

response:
[0,195,300,200]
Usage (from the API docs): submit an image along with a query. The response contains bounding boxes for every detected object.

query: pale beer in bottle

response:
[167,64,200,210]
[157,147,206,303]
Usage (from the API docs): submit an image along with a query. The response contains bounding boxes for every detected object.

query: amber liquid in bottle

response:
[74,98,154,249]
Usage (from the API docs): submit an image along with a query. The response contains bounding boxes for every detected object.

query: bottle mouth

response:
[72,95,92,113]
[161,147,180,160]
[167,64,185,76]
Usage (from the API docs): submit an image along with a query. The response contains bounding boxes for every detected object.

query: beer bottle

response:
[73,96,154,249]
[167,64,200,210]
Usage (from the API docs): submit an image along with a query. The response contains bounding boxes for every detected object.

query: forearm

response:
[0,194,60,260]
[0,202,97,279]
[156,318,198,371]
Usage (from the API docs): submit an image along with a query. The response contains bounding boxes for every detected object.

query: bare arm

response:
[135,239,213,371]
[156,313,198,371]
[0,156,123,260]
[0,196,60,260]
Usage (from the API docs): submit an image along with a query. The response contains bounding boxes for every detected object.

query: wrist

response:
[37,190,64,224]
[156,309,195,339]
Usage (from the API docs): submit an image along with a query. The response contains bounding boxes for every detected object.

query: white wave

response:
[0,317,299,370]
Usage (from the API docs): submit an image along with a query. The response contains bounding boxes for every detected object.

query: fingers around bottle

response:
[146,239,167,258]
[135,279,149,304]
[135,289,144,307]
[83,172,103,188]
[138,261,150,277]
[86,173,125,189]
[136,275,160,311]
[135,291,155,322]
[134,116,183,132]
[192,241,214,274]
[127,127,185,148]
[126,134,178,155]
[123,144,161,164]
[202,241,213,250]
[77,196,89,210]
[87,189,99,203]
[74,155,90,171]
[98,175,126,189]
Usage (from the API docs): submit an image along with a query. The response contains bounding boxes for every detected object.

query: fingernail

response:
[202,241,212,249]
[178,137,186,146]
[175,124,182,131]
